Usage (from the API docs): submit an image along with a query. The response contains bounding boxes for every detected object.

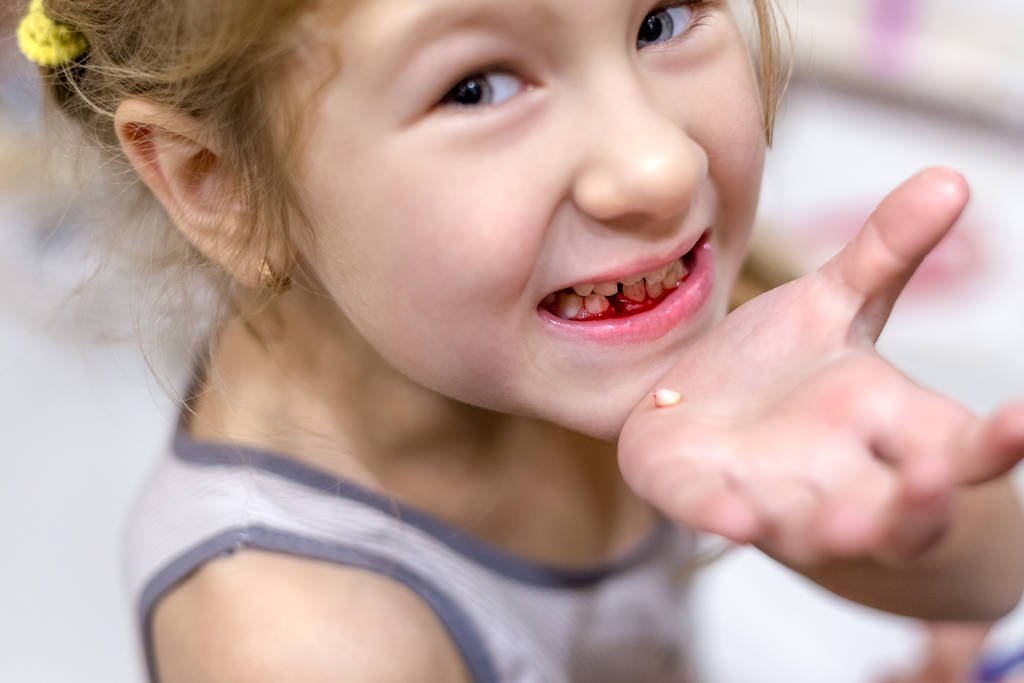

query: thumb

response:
[955,401,1024,485]
[820,167,969,341]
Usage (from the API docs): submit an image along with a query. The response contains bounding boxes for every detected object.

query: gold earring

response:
[258,258,292,294]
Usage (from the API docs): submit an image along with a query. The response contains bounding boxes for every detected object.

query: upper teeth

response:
[554,258,689,318]
[572,283,595,297]
[574,259,687,299]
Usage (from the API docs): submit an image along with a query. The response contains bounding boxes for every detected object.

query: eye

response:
[637,4,696,48]
[440,72,524,108]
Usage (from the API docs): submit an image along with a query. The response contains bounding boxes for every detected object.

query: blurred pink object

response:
[792,203,985,300]
[869,0,917,78]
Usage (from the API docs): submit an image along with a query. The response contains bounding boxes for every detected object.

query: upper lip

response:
[549,230,707,295]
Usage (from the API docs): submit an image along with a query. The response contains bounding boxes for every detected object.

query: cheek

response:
[306,161,524,301]
[684,54,766,200]
[299,150,552,410]
[704,105,765,256]
[651,24,767,243]
[389,176,537,302]
[682,60,766,279]
[368,163,552,339]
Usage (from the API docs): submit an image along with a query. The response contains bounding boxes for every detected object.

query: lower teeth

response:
[546,257,690,322]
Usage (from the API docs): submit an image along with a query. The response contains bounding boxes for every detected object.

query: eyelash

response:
[646,0,714,46]
[437,0,716,110]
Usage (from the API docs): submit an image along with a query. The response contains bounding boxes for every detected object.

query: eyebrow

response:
[371,0,567,73]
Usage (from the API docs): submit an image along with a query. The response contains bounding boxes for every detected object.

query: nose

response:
[570,79,706,228]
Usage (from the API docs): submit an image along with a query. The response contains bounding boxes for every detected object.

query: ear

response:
[114,98,281,288]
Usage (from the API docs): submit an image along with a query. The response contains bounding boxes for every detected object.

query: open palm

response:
[618,168,1024,568]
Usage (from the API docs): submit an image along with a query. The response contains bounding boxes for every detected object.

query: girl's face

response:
[295,0,766,440]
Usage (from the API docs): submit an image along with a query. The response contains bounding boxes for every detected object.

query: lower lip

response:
[537,237,715,345]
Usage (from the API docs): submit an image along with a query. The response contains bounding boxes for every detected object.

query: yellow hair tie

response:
[17,0,88,68]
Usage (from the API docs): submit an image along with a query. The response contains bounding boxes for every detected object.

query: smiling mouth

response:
[541,233,707,322]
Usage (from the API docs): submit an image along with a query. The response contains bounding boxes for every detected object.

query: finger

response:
[820,167,969,341]
[927,622,992,657]
[869,382,963,501]
[875,676,911,683]
[742,475,828,566]
[659,468,763,544]
[846,385,964,562]
[876,476,953,565]
[814,455,899,557]
[954,399,1024,485]
[736,435,887,562]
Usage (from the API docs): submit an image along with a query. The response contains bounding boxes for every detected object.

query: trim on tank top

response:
[139,525,500,683]
[172,415,674,589]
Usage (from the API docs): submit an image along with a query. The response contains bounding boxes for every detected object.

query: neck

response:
[187,286,657,566]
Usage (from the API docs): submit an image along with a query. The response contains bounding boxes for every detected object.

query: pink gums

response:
[542,239,702,323]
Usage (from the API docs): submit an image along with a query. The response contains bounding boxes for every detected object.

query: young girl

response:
[19,0,1024,680]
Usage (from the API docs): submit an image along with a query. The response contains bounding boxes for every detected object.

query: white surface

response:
[693,548,921,683]
[0,323,173,683]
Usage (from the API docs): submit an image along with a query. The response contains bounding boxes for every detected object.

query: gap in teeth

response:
[552,257,690,320]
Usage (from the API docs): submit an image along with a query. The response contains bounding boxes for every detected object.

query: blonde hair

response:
[34,0,789,341]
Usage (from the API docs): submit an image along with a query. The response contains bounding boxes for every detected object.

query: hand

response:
[618,168,1024,567]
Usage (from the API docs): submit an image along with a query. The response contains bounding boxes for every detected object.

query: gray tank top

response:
[123,416,698,682]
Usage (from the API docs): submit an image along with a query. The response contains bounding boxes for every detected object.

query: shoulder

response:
[151,549,471,683]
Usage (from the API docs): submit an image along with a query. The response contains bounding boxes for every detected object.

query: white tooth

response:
[665,261,687,287]
[621,273,644,286]
[585,293,610,315]
[653,388,683,408]
[678,259,690,278]
[648,265,669,283]
[594,281,618,297]
[573,283,595,297]
[558,292,583,319]
[663,261,682,288]
[646,279,664,299]
[623,282,646,302]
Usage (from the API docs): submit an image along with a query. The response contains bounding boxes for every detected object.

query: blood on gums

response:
[545,249,698,322]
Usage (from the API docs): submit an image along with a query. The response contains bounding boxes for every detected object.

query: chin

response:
[527,386,648,443]
[542,414,626,443]
[579,420,630,444]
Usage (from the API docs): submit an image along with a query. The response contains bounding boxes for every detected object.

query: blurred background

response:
[1,0,1022,681]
